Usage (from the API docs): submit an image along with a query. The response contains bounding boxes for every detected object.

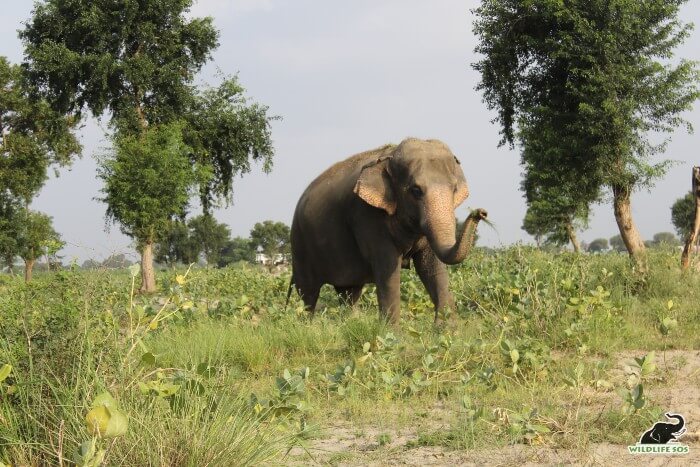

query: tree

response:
[1,56,79,272]
[588,238,609,253]
[671,191,696,239]
[21,0,219,133]
[610,235,627,252]
[473,0,700,273]
[98,123,194,291]
[0,201,21,272]
[81,259,100,270]
[184,78,278,212]
[651,232,679,247]
[188,214,231,266]
[101,254,133,269]
[522,197,588,252]
[218,237,255,267]
[155,220,198,266]
[518,107,598,253]
[250,221,290,267]
[0,56,80,204]
[23,1,277,291]
[15,208,63,282]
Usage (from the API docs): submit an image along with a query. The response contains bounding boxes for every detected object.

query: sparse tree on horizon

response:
[14,208,63,282]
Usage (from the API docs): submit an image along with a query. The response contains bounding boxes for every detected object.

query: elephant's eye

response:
[409,185,423,198]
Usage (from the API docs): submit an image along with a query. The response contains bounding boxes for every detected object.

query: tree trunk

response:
[140,241,157,293]
[24,258,35,282]
[565,222,581,253]
[681,166,700,271]
[612,184,647,273]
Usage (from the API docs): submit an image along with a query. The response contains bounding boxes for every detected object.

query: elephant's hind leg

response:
[334,285,364,307]
[296,282,321,316]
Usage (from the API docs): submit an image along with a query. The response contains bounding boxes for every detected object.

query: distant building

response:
[254,253,289,265]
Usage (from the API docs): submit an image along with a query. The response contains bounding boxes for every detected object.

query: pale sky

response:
[1,1,699,263]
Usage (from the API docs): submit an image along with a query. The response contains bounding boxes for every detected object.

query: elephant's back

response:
[293,144,395,220]
[305,144,395,194]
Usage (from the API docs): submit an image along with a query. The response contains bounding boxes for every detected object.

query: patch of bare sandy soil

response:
[284,350,700,466]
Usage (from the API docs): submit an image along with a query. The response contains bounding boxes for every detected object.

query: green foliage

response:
[218,237,255,267]
[671,191,696,239]
[21,0,219,130]
[474,0,700,262]
[184,77,279,211]
[250,220,291,263]
[588,238,609,252]
[0,56,80,203]
[11,208,64,270]
[609,235,627,252]
[188,214,231,266]
[504,408,551,444]
[155,220,198,266]
[1,248,699,463]
[98,123,194,245]
[650,232,679,247]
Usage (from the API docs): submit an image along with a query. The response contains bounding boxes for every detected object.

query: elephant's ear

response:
[454,157,469,208]
[354,157,396,215]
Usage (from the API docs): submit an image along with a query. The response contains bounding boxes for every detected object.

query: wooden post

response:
[680,166,700,271]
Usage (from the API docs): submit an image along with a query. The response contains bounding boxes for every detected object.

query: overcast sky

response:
[2,1,700,263]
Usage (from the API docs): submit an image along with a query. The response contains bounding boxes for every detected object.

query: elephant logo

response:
[639,413,686,445]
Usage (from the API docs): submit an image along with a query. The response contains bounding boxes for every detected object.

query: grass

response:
[1,247,699,464]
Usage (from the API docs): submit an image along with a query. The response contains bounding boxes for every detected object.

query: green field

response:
[1,247,699,465]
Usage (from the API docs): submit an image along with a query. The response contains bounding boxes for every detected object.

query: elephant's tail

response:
[285,275,295,310]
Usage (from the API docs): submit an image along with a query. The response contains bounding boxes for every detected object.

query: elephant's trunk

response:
[423,187,487,265]
[667,413,685,432]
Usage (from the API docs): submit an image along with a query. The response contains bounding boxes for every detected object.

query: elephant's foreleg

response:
[372,256,403,324]
[413,246,455,322]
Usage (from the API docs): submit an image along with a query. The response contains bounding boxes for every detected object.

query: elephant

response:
[639,413,686,444]
[287,137,487,324]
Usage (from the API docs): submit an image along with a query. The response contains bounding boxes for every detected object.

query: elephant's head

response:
[354,138,487,264]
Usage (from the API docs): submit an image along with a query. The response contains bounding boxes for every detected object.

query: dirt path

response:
[286,350,700,466]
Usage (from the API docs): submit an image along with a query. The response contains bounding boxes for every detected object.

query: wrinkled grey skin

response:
[289,138,487,324]
[640,413,686,444]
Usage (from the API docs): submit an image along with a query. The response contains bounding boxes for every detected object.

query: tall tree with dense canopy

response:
[473,0,700,273]
[98,123,194,291]
[23,0,277,290]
